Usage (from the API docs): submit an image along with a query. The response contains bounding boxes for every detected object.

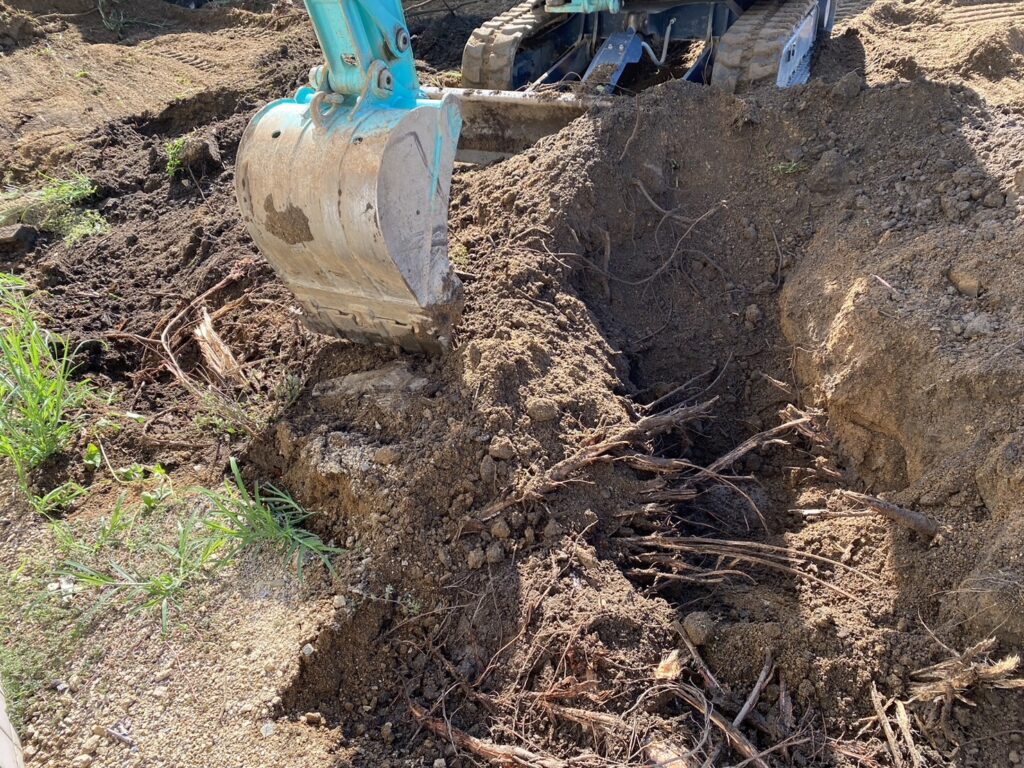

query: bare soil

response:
[2,0,1024,767]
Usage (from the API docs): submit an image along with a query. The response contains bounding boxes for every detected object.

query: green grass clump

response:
[199,458,342,578]
[0,275,91,495]
[0,173,108,243]
[60,515,230,633]
[55,460,339,632]
[164,135,189,179]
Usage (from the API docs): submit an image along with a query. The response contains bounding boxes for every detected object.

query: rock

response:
[373,445,401,465]
[479,455,497,483]
[965,313,995,337]
[490,518,511,540]
[301,643,315,657]
[543,518,562,541]
[303,712,323,726]
[682,611,715,646]
[71,755,94,768]
[1009,749,1021,764]
[982,190,1005,208]
[808,149,849,193]
[81,735,101,754]
[433,760,447,768]
[488,435,515,460]
[180,133,223,175]
[948,269,981,298]
[381,721,394,743]
[264,660,277,673]
[467,547,485,570]
[332,594,348,609]
[0,224,37,259]
[91,725,106,737]
[485,542,504,564]
[743,304,762,326]
[260,721,276,738]
[312,361,428,398]
[831,71,864,100]
[151,686,168,699]
[154,666,173,682]
[230,641,242,652]
[526,397,559,422]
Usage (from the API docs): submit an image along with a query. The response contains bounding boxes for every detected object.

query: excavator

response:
[235,0,837,353]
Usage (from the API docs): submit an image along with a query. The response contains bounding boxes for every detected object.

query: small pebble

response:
[490,518,511,540]
[683,611,716,646]
[485,542,504,564]
[301,643,315,657]
[260,722,276,738]
[467,547,485,570]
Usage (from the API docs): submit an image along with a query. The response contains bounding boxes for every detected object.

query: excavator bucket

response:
[235,0,594,353]
[236,88,463,354]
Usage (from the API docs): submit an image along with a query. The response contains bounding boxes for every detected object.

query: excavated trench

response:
[255,65,1024,763]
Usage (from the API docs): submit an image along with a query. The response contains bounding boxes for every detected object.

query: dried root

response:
[480,398,717,519]
[839,490,940,539]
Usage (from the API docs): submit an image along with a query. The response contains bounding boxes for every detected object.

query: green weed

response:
[0,275,92,494]
[165,135,189,179]
[60,515,230,633]
[198,458,342,578]
[0,173,108,243]
[773,160,808,175]
[30,481,87,518]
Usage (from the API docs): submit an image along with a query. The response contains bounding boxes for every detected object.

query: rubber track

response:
[712,0,820,93]
[461,0,560,90]
[945,1,1024,25]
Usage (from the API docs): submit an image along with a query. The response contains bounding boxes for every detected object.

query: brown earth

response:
[2,0,1024,767]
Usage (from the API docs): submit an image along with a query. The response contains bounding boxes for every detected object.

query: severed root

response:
[479,399,716,520]
[671,684,769,768]
[910,637,1024,704]
[839,491,940,539]
[410,704,569,768]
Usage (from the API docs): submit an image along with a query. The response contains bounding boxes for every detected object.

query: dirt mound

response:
[960,26,1024,80]
[0,1,38,50]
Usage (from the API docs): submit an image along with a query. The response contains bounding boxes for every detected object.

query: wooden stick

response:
[894,699,923,768]
[840,491,940,539]
[733,652,773,727]
[870,683,905,768]
[672,685,769,768]
[410,703,569,768]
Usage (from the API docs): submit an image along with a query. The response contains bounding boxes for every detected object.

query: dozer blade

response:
[235,89,464,354]
[422,88,607,164]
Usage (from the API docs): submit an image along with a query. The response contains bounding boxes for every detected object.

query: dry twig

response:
[839,491,940,539]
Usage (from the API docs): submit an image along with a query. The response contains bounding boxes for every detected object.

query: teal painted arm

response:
[304,0,421,105]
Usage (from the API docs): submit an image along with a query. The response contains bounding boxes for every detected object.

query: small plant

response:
[0,275,92,494]
[165,135,189,179]
[0,173,108,242]
[773,160,808,175]
[51,495,134,557]
[198,458,342,578]
[449,242,470,269]
[83,442,102,469]
[141,485,171,511]
[60,515,230,632]
[274,374,303,409]
[30,481,87,517]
